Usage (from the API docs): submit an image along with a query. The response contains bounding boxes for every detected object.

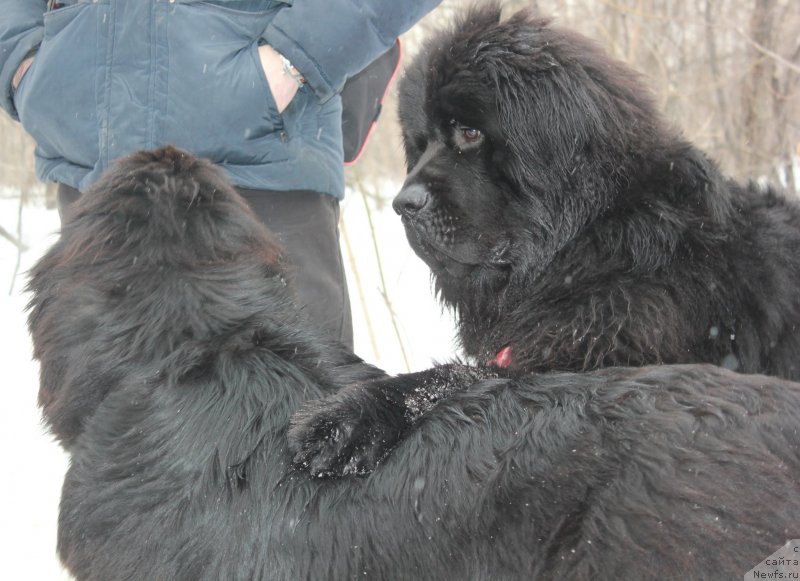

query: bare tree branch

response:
[735,27,800,74]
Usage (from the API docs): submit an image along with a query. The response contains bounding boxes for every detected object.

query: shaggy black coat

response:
[28,147,800,580]
[290,2,800,474]
[390,4,800,376]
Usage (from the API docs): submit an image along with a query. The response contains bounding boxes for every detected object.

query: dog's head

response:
[57,147,282,269]
[28,146,286,349]
[26,147,286,444]
[395,4,667,300]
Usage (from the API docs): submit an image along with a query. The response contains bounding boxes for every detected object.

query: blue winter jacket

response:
[0,0,440,197]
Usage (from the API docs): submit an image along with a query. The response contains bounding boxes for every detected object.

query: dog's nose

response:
[393,184,430,216]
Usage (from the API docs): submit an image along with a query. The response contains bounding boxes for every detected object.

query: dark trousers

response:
[57,183,354,350]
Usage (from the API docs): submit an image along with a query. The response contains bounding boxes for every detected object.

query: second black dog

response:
[391,5,800,377]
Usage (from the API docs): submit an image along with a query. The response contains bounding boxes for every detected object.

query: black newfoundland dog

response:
[390,4,800,376]
[29,147,800,580]
[290,4,800,468]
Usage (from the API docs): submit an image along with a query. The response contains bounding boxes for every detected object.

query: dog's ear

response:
[478,14,672,213]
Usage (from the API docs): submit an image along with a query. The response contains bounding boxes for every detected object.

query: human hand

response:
[257,44,300,114]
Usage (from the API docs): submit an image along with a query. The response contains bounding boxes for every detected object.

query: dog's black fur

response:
[28,146,800,579]
[289,3,800,476]
[392,4,800,376]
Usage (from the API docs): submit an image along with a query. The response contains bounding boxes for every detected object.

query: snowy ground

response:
[0,187,458,579]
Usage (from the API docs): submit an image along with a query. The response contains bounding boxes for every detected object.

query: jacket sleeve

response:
[262,0,441,103]
[0,0,46,120]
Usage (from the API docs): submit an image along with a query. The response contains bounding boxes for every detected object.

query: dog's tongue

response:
[490,346,512,368]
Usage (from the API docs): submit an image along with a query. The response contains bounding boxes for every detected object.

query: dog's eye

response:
[461,127,482,143]
[449,119,483,148]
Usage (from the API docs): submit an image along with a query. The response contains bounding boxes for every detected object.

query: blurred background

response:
[0,0,797,578]
[356,0,800,191]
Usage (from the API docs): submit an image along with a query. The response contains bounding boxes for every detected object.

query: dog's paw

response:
[287,391,406,478]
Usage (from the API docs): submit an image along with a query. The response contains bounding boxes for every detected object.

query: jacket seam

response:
[147,1,156,148]
[99,2,116,172]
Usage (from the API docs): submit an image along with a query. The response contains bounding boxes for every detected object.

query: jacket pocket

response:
[162,1,290,164]
[15,2,103,168]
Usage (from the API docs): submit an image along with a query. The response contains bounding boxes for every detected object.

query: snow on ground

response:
[340,183,459,373]
[0,199,71,580]
[0,186,458,579]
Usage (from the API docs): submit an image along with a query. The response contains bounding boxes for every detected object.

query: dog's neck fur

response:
[444,140,739,372]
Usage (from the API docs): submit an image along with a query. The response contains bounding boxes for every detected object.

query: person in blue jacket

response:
[0,0,441,349]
